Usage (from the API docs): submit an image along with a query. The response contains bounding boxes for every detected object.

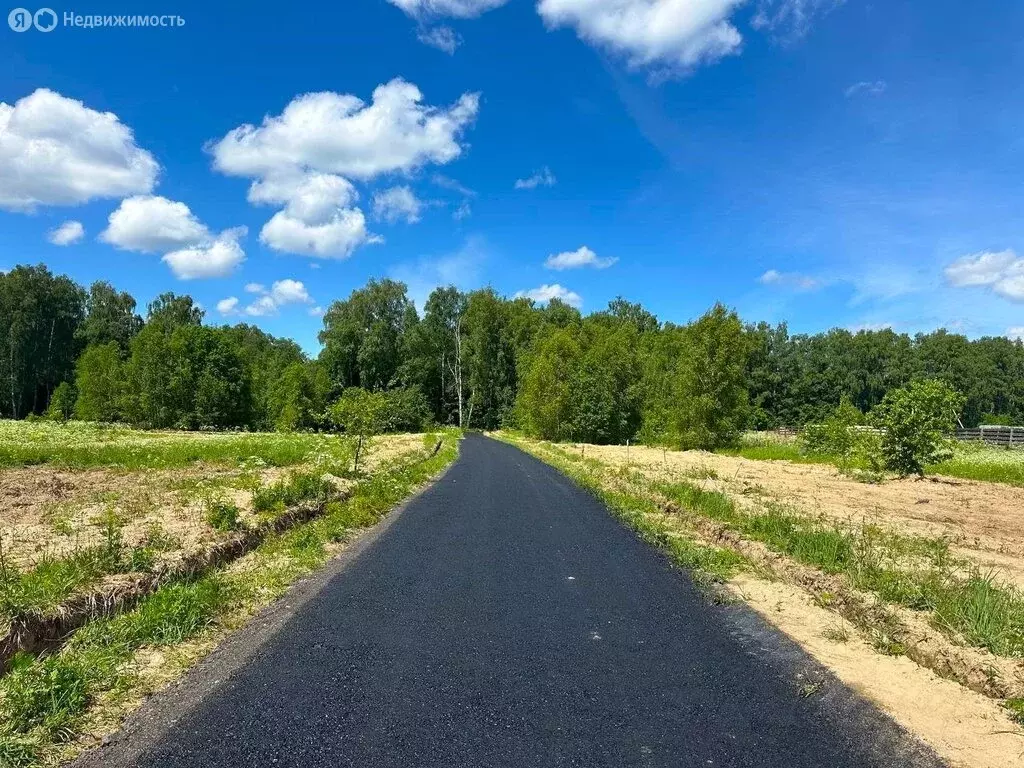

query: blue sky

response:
[2,0,1023,353]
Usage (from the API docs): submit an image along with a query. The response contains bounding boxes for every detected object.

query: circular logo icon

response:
[33,7,56,31]
[8,7,33,31]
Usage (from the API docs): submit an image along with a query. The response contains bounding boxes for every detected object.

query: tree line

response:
[2,263,1022,444]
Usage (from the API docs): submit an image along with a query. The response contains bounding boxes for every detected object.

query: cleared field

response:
[0,421,427,618]
[589,440,1024,588]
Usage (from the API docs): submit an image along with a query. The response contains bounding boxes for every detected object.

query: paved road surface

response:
[81,434,942,768]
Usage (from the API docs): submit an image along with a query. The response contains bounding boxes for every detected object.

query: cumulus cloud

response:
[101,195,210,253]
[210,79,477,258]
[514,283,583,308]
[418,25,461,53]
[101,195,247,279]
[219,278,315,318]
[944,249,1024,302]
[537,0,745,72]
[544,245,616,270]
[248,171,380,258]
[845,80,887,97]
[0,88,158,211]
[209,79,479,181]
[385,0,509,19]
[373,185,424,224]
[1008,327,1024,342]
[162,228,247,281]
[47,220,84,246]
[514,166,556,189]
[217,297,240,316]
[758,269,823,291]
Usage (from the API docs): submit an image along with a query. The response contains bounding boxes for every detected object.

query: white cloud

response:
[758,268,823,291]
[270,278,313,305]
[537,0,745,72]
[234,278,316,317]
[453,200,472,220]
[945,249,1024,302]
[309,305,325,318]
[545,245,616,270]
[385,0,509,19]
[845,80,887,97]
[1008,327,1024,342]
[752,0,845,41]
[514,283,583,308]
[210,79,476,258]
[209,79,479,181]
[248,171,380,258]
[417,25,461,53]
[101,195,210,253]
[432,173,476,197]
[47,220,84,246]
[162,228,247,280]
[101,195,247,279]
[514,166,557,189]
[260,206,379,258]
[217,297,240,316]
[373,186,424,224]
[245,295,279,317]
[0,88,158,211]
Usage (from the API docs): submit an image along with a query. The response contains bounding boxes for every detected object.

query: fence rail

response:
[955,426,1024,447]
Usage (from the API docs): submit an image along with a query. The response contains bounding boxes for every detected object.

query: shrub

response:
[871,379,965,477]
[204,499,241,532]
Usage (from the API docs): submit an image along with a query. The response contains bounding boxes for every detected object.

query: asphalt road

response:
[82,434,943,768]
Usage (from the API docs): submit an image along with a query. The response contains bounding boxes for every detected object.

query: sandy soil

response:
[576,443,1024,587]
[0,433,426,570]
[728,574,1024,768]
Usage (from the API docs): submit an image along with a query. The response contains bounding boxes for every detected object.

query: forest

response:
[2,263,1022,446]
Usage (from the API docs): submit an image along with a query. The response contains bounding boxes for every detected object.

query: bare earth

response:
[0,434,425,571]
[580,443,1024,587]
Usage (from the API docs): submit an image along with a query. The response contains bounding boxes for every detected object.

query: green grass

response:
[0,420,355,471]
[928,445,1024,487]
[0,431,459,766]
[725,431,1024,487]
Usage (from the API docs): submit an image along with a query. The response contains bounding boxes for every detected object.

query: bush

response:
[381,386,431,432]
[871,379,966,477]
[801,398,864,457]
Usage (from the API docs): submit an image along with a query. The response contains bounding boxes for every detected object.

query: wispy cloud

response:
[845,80,887,98]
[514,166,556,190]
[417,25,461,54]
[758,269,824,291]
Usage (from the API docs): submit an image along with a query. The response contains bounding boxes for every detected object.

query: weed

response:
[822,624,850,643]
[204,499,241,532]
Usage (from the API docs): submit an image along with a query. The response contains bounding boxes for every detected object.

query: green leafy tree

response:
[327,388,389,472]
[671,304,750,450]
[46,381,76,421]
[77,281,143,351]
[871,379,966,476]
[74,343,125,422]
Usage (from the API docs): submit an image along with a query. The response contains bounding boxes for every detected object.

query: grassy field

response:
[0,421,459,766]
[722,430,1024,487]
